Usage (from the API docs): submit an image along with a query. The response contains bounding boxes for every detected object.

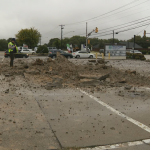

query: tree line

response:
[0,27,150,51]
[47,35,150,50]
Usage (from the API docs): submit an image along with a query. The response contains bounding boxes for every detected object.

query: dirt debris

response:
[0,55,150,90]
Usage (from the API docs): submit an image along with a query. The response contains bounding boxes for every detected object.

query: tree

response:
[16,27,41,48]
[0,39,8,51]
[47,38,60,47]
[128,35,150,48]
[53,39,61,49]
[36,45,48,53]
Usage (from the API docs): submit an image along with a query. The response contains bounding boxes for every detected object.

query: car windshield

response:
[59,51,66,54]
[23,47,28,50]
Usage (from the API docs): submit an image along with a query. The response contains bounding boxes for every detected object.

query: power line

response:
[65,0,139,25]
[67,16,150,37]
[65,0,150,26]
[92,22,150,38]
[65,8,150,36]
[91,18,150,36]
[87,0,150,24]
[136,24,150,35]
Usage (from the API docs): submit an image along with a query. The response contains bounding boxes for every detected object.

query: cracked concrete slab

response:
[90,87,150,128]
[35,88,150,148]
[0,93,60,150]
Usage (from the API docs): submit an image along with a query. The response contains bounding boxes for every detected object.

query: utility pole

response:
[59,25,65,50]
[39,35,41,45]
[86,23,98,52]
[134,35,135,50]
[113,30,114,44]
[86,22,88,52]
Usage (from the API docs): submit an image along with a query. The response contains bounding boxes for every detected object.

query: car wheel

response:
[68,56,71,59]
[32,52,35,55]
[89,55,93,58]
[23,56,26,58]
[76,55,80,59]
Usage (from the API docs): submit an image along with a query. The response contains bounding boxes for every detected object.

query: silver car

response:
[72,51,95,58]
[129,50,142,54]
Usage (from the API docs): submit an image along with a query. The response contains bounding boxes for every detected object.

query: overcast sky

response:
[0,0,150,44]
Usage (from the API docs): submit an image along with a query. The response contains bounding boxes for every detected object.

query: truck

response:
[18,46,35,55]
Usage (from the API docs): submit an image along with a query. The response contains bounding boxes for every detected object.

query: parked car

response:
[4,50,29,58]
[48,47,57,51]
[48,49,73,59]
[18,47,35,55]
[129,50,142,54]
[72,51,95,58]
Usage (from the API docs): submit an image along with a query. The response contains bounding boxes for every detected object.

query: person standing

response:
[8,38,18,67]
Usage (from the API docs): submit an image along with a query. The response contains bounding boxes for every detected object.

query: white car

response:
[72,51,95,58]
[129,50,142,54]
[20,48,35,55]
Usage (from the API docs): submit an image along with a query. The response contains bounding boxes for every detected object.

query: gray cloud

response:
[0,0,150,44]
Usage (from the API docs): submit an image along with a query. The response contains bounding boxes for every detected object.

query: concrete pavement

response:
[1,64,150,149]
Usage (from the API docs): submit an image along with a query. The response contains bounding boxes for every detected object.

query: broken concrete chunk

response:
[99,74,110,81]
[124,85,132,90]
[4,74,10,77]
[46,78,63,90]
[106,78,111,82]
[119,79,126,83]
[4,89,9,93]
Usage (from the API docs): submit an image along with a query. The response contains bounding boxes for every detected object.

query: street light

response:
[113,30,118,44]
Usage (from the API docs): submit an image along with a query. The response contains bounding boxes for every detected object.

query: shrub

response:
[36,45,48,53]
[126,53,146,60]
[141,50,147,55]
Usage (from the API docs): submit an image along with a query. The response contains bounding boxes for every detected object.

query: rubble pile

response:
[0,55,150,90]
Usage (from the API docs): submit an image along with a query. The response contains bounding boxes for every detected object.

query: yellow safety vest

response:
[8,42,18,53]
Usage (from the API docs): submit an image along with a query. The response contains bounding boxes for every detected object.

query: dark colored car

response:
[48,49,73,59]
[4,50,29,58]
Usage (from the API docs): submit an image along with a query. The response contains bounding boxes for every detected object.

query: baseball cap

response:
[11,38,16,41]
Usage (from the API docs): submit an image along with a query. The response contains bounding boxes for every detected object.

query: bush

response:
[141,50,147,55]
[36,45,48,53]
[126,53,146,60]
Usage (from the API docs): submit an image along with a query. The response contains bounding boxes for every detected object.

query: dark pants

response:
[10,52,14,67]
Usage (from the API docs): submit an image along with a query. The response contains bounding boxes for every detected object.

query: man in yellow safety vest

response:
[8,38,18,67]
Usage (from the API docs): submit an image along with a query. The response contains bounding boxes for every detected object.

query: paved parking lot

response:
[0,54,150,150]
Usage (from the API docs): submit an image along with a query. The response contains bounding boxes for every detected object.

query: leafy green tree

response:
[128,35,150,48]
[0,39,8,51]
[36,45,48,53]
[47,38,60,47]
[53,39,61,49]
[16,27,41,48]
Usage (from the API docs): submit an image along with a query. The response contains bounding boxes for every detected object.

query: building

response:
[119,42,143,49]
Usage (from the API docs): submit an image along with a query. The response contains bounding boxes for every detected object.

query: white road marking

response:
[143,139,150,144]
[80,139,150,150]
[79,89,150,133]
[141,87,150,90]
